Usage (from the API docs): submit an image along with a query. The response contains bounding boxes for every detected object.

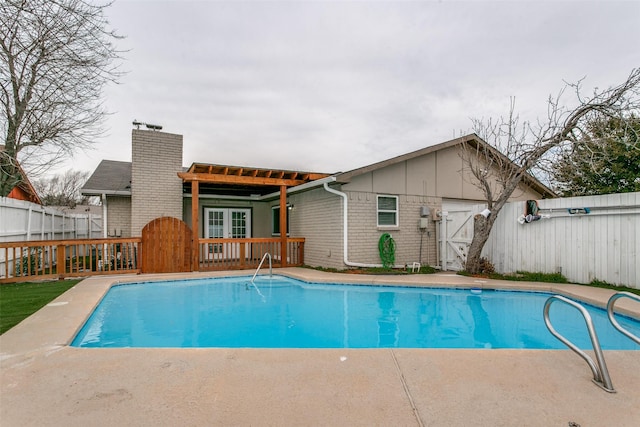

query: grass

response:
[0,279,81,335]
[490,271,569,283]
[587,279,640,296]
[458,269,569,283]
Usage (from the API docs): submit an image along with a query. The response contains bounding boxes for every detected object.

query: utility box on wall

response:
[419,217,429,229]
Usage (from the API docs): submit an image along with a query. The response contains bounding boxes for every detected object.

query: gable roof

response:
[335,133,556,198]
[81,160,133,196]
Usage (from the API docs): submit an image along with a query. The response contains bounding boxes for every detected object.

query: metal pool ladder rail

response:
[246,253,272,301]
[607,292,640,345]
[250,252,272,284]
[543,295,615,393]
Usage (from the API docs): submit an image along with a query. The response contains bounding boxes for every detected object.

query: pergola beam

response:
[178,172,306,187]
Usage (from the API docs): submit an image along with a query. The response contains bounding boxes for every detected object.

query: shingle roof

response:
[81,160,132,195]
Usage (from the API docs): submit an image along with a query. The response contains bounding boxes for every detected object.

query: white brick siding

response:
[345,191,440,267]
[106,196,131,237]
[288,188,344,269]
[288,187,440,269]
[131,130,183,236]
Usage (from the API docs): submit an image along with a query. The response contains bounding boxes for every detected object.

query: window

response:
[377,195,398,227]
[271,205,290,235]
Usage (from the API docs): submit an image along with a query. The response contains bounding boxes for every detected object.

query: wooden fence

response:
[482,192,640,289]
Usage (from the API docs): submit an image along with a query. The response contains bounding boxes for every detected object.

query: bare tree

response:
[33,169,90,207]
[0,0,123,196]
[463,68,640,274]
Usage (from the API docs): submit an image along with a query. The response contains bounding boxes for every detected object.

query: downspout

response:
[323,182,390,268]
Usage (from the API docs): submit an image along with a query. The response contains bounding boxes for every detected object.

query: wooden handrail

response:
[0,237,141,248]
[0,238,142,283]
[1,237,305,283]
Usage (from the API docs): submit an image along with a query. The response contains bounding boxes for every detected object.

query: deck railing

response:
[0,237,305,283]
[0,238,141,283]
[197,237,305,271]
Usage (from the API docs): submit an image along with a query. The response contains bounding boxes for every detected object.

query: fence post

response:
[56,244,66,279]
[299,240,304,266]
[26,205,33,240]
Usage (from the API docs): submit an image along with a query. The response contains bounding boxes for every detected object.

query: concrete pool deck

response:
[1,268,639,426]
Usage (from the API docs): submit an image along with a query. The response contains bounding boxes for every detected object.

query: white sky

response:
[50,0,640,177]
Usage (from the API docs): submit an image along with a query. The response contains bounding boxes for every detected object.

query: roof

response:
[0,144,42,204]
[81,134,555,199]
[81,160,133,196]
[335,133,556,198]
[82,160,332,198]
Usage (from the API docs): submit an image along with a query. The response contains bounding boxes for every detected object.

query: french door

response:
[204,208,251,260]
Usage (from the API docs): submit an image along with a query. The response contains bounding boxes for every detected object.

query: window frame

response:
[271,205,291,236]
[376,195,399,227]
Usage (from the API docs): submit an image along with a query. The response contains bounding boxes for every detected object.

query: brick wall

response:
[289,188,344,269]
[345,191,440,267]
[106,196,131,237]
[131,130,183,236]
[288,186,441,269]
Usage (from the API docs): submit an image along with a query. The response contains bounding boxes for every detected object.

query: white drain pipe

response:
[323,182,383,268]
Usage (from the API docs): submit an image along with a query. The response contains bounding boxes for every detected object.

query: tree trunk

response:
[465,214,493,274]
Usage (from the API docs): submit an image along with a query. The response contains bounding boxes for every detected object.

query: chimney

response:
[130,129,183,236]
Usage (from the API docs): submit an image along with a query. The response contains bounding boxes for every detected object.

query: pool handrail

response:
[543,295,615,393]
[607,292,640,345]
[250,252,272,284]
[246,253,271,301]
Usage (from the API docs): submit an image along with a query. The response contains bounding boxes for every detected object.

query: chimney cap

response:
[132,120,162,131]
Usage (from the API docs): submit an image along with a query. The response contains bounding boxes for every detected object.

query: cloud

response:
[55,0,640,178]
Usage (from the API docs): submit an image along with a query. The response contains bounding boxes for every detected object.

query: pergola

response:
[178,163,329,269]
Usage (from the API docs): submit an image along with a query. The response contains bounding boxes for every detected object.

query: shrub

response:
[15,248,42,277]
[478,257,495,274]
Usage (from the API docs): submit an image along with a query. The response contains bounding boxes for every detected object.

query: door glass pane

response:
[209,211,224,238]
[208,210,224,253]
[231,211,246,238]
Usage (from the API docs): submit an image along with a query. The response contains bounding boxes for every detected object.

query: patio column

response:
[191,180,199,271]
[280,185,287,267]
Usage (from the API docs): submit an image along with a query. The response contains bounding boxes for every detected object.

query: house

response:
[0,145,42,205]
[82,130,554,271]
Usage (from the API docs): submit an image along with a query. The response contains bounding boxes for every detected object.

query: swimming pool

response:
[71,275,640,349]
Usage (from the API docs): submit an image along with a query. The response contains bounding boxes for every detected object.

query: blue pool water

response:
[71,275,640,349]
